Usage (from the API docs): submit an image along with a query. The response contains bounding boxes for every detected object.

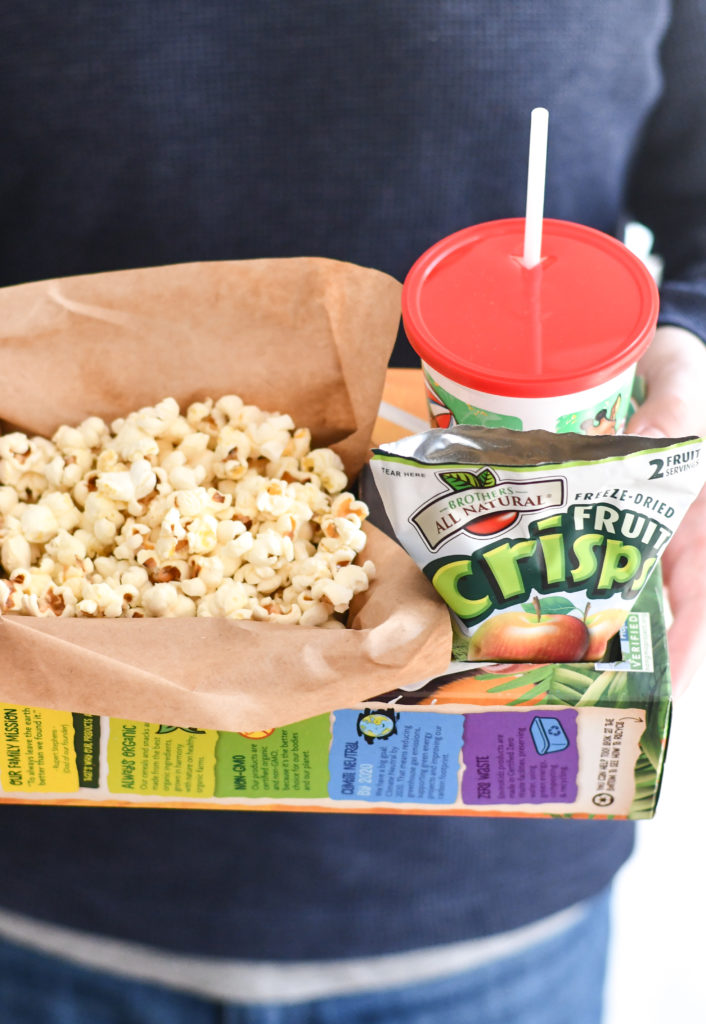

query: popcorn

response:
[0,395,373,622]
[246,529,291,568]
[1,535,33,574]
[167,464,206,491]
[96,458,157,505]
[77,417,110,450]
[45,454,87,490]
[0,434,41,490]
[0,578,21,613]
[186,514,219,555]
[311,578,355,613]
[52,425,87,454]
[93,517,118,547]
[120,565,150,591]
[41,492,82,532]
[180,576,208,598]
[110,421,160,461]
[301,448,349,494]
[214,394,244,421]
[45,529,87,567]
[214,425,252,464]
[0,486,19,516]
[19,504,60,544]
[190,555,225,590]
[142,582,181,617]
[15,472,49,501]
[81,580,124,618]
[298,595,330,627]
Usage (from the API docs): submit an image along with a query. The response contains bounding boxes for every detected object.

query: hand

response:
[628,325,706,695]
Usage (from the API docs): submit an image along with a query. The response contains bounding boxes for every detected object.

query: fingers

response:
[629,327,706,695]
[666,603,706,697]
[629,392,693,440]
[661,485,706,695]
[627,325,706,438]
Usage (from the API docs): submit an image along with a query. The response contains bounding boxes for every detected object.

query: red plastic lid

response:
[402,218,659,398]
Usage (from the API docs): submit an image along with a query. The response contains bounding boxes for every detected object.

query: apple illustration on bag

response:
[583,606,628,660]
[468,596,590,662]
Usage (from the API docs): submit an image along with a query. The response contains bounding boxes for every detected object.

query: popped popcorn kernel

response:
[0,486,19,516]
[142,582,180,617]
[1,535,33,574]
[19,504,59,544]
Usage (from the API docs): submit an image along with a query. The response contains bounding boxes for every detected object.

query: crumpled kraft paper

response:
[0,258,452,731]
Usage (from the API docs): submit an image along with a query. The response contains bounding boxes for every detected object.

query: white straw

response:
[523,107,549,268]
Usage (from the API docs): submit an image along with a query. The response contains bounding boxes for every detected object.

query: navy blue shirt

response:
[0,0,703,958]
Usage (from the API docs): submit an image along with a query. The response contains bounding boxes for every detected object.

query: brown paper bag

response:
[0,258,452,731]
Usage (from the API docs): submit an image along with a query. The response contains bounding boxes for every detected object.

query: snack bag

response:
[0,259,452,733]
[370,427,705,662]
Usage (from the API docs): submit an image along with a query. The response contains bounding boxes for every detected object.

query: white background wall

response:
[605,661,705,1023]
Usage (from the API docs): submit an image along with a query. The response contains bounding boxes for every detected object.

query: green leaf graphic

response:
[545,666,596,705]
[478,469,495,488]
[487,666,553,692]
[440,468,498,492]
[576,671,629,707]
[521,597,579,617]
[156,725,206,735]
[629,756,658,818]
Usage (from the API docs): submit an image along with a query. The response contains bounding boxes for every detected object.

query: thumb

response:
[627,326,706,438]
[628,390,691,440]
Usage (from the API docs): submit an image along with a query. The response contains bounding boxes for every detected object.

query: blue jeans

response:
[0,889,611,1024]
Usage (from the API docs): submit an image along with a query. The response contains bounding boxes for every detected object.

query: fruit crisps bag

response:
[370,426,705,663]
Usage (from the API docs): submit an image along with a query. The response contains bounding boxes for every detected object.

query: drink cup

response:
[402,218,659,435]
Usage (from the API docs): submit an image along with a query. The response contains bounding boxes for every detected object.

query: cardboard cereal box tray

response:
[0,370,671,818]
